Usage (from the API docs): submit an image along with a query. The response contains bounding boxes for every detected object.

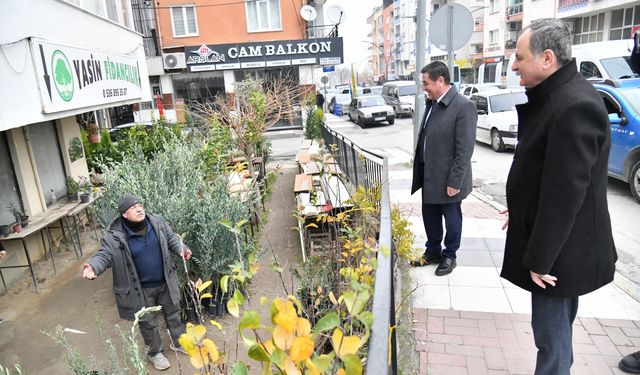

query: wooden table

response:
[0,201,82,292]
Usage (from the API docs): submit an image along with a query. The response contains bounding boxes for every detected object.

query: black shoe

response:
[435,257,456,276]
[620,351,640,374]
[410,253,442,267]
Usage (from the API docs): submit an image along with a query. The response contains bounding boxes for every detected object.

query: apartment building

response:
[0,0,150,285]
[367,6,385,83]
[141,0,343,125]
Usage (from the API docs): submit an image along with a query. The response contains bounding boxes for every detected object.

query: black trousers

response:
[531,293,579,375]
[421,201,462,259]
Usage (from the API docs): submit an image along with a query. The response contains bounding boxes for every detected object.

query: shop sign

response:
[31,38,143,113]
[185,37,344,72]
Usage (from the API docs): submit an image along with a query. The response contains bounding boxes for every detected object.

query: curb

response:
[470,189,507,212]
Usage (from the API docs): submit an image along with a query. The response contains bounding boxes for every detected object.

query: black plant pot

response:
[183,307,197,324]
[20,216,29,227]
[68,194,79,202]
[0,225,10,237]
[216,298,229,317]
[80,193,90,203]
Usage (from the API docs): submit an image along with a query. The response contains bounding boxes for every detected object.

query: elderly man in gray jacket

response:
[83,195,192,371]
[410,61,477,276]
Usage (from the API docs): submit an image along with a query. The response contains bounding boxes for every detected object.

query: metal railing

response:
[320,123,397,374]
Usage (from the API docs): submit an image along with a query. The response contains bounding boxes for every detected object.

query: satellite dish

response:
[429,4,473,51]
[326,4,346,24]
[300,5,317,22]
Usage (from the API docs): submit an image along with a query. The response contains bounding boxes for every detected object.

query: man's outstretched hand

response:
[82,264,96,280]
[181,248,192,261]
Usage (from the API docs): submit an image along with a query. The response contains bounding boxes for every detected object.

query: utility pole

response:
[414,0,426,151]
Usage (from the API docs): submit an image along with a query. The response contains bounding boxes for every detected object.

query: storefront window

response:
[172,72,225,103]
[27,122,66,205]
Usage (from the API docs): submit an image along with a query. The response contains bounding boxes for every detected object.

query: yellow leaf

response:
[337,369,346,375]
[331,328,360,359]
[329,292,338,305]
[200,292,213,300]
[227,298,240,318]
[186,323,207,342]
[250,264,260,274]
[295,318,312,337]
[273,325,295,350]
[274,299,298,333]
[197,280,213,293]
[260,296,269,306]
[209,319,223,331]
[263,339,276,354]
[290,336,314,363]
[305,223,319,229]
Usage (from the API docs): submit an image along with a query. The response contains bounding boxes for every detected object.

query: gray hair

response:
[523,18,572,66]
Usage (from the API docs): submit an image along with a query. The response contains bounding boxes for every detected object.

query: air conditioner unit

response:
[162,52,186,70]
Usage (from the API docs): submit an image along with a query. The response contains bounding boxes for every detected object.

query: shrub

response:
[304,103,324,140]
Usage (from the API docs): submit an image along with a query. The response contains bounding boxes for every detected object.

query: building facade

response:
[0,0,150,285]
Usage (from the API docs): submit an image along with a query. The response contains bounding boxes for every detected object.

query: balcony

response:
[505,39,516,50]
[506,2,523,21]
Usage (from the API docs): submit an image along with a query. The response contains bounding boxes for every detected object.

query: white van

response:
[505,39,635,87]
[381,81,416,117]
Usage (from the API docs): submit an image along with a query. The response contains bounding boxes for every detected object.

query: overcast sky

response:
[322,0,380,70]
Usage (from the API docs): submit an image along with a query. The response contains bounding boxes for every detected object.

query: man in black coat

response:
[410,61,477,276]
[502,19,617,374]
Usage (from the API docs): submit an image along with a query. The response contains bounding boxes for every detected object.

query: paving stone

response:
[493,313,513,330]
[505,358,536,375]
[445,325,481,336]
[622,327,640,338]
[419,351,427,374]
[478,319,499,338]
[428,316,444,334]
[599,318,638,328]
[416,341,445,353]
[591,334,622,356]
[428,352,467,367]
[413,308,428,323]
[446,343,485,357]
[428,333,464,345]
[483,347,507,371]
[466,356,489,375]
[460,311,495,320]
[426,364,468,375]
[581,353,615,374]
[574,342,601,354]
[573,323,594,344]
[464,335,502,348]
[580,317,606,335]
[429,308,461,318]
[604,326,635,346]
[496,328,519,348]
[414,328,427,341]
[446,317,480,328]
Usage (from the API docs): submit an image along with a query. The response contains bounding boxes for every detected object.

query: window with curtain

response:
[246,0,282,32]
[171,5,198,37]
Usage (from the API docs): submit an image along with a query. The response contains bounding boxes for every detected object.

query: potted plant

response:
[87,121,100,144]
[7,202,26,227]
[12,223,22,233]
[65,176,80,202]
[79,176,92,203]
[0,224,10,237]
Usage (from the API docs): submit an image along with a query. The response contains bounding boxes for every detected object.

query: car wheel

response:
[358,116,365,128]
[630,160,640,203]
[388,118,395,125]
[491,129,506,152]
[348,112,352,122]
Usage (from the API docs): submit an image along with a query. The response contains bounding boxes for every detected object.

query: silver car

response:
[347,95,396,128]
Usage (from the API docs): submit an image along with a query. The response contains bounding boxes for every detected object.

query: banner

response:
[31,38,143,113]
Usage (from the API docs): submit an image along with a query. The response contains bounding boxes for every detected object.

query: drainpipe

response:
[23,127,48,211]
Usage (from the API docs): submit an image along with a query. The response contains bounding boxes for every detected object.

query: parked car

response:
[460,83,505,98]
[593,78,640,203]
[381,81,416,117]
[329,93,353,114]
[347,94,395,128]
[470,88,527,152]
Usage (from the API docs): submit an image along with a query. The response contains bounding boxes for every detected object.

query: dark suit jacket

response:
[411,86,477,204]
[501,61,617,297]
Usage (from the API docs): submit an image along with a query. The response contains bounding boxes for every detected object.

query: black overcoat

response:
[500,61,617,297]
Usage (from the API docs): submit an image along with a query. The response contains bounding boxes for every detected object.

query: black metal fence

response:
[320,123,397,374]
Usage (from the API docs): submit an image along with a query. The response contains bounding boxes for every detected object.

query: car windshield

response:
[489,92,527,112]
[359,96,386,107]
[370,86,383,95]
[398,85,416,96]
[601,57,635,79]
[335,94,352,103]
[620,88,640,114]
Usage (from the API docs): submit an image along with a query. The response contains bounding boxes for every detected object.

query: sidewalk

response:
[323,113,640,374]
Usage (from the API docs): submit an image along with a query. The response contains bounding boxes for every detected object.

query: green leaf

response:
[342,354,363,375]
[239,310,261,331]
[313,312,340,333]
[221,275,230,293]
[248,344,271,362]
[357,311,373,328]
[232,361,249,375]
[197,280,213,293]
[234,289,245,306]
[342,290,370,317]
[236,219,248,228]
[269,347,287,368]
[218,218,233,229]
[311,354,334,373]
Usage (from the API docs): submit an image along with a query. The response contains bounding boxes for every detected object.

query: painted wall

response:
[0,0,151,132]
[156,0,306,48]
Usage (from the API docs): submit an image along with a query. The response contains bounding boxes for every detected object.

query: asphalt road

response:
[324,113,640,302]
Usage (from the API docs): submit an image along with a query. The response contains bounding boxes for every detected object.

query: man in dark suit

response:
[501,19,617,374]
[410,61,477,276]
